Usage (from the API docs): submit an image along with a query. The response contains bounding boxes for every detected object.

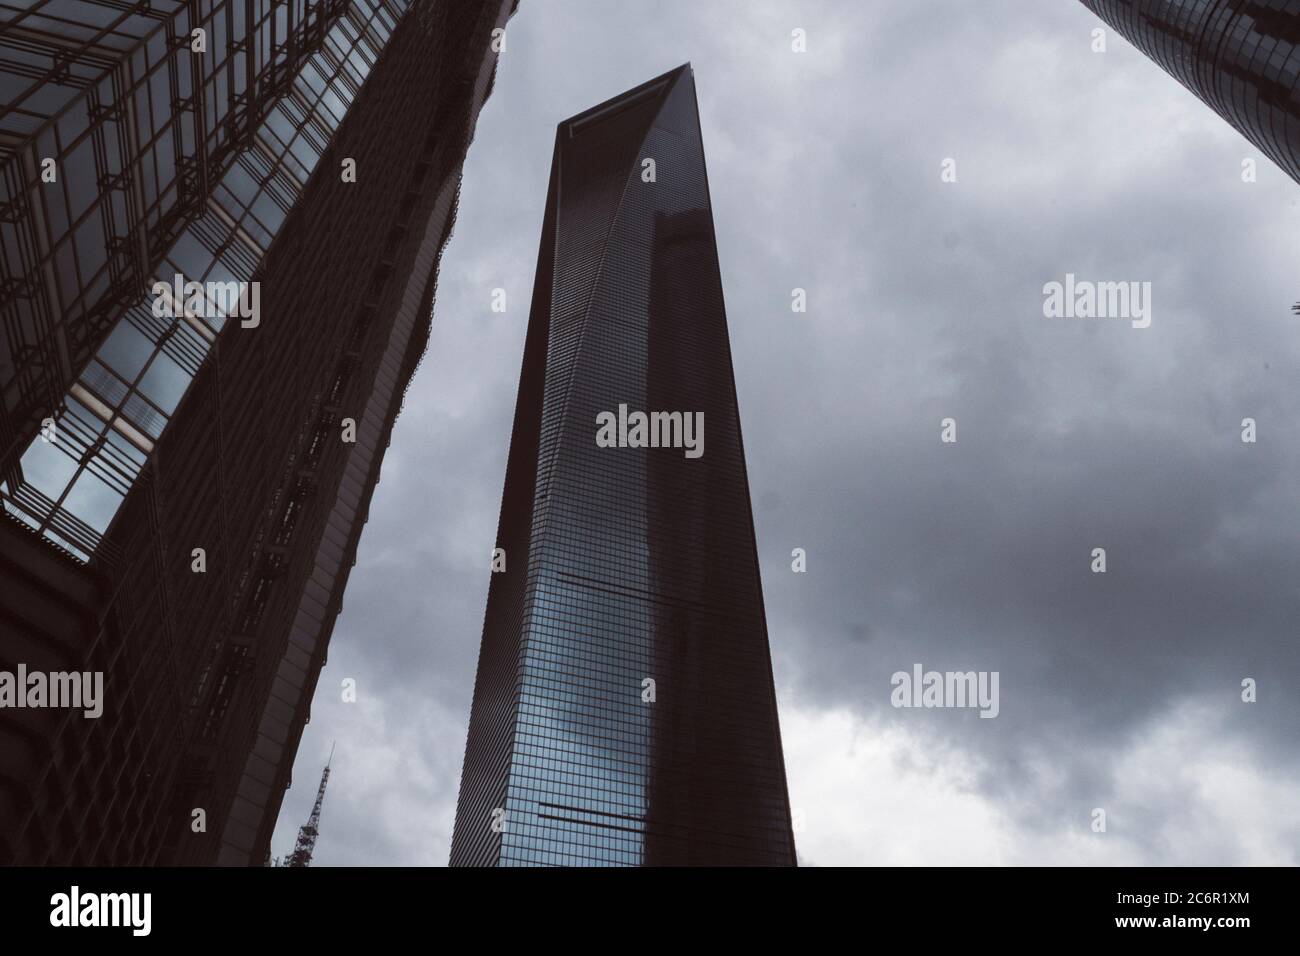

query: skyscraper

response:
[0,0,515,864]
[449,64,797,867]
[1079,0,1300,184]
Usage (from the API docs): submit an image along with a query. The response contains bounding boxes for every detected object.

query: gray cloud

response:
[272,0,1300,866]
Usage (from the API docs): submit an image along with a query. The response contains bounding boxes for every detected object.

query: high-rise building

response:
[449,64,797,867]
[1079,0,1300,184]
[0,0,516,865]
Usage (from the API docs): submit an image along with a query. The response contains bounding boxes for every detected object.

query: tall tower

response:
[450,65,797,867]
[283,745,333,867]
[1079,1,1300,184]
[0,0,516,865]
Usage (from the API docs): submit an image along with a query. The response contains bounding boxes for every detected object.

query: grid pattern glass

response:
[451,66,797,867]
[1082,0,1300,183]
[0,1,359,457]
[1,0,409,560]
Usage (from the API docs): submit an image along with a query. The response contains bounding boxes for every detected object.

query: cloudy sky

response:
[271,0,1300,866]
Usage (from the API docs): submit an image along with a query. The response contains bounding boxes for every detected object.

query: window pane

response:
[136,350,189,415]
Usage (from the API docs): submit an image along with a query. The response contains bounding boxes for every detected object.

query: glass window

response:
[82,359,128,408]
[318,88,346,125]
[41,177,70,239]
[63,137,98,222]
[54,241,80,308]
[104,429,147,472]
[288,132,320,171]
[266,104,294,145]
[97,320,154,382]
[298,63,326,97]
[17,437,78,496]
[251,189,285,233]
[167,230,211,281]
[60,467,124,534]
[136,350,189,415]
[73,217,107,283]
[223,161,260,205]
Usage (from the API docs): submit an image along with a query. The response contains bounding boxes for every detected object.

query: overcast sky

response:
[271,0,1300,866]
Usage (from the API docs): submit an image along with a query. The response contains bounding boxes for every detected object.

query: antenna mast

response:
[284,743,335,867]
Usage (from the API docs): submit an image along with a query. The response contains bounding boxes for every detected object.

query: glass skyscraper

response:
[1080,0,1300,184]
[0,0,515,865]
[449,64,797,867]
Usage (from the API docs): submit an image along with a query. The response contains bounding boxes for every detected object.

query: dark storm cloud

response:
[273,1,1300,865]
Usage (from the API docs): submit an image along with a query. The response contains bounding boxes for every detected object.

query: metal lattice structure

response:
[0,0,518,866]
[282,744,332,867]
[1,1,354,480]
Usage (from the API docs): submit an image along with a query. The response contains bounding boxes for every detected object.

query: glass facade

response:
[2,0,404,561]
[450,65,797,867]
[1081,0,1300,183]
[0,1,358,472]
[0,0,516,865]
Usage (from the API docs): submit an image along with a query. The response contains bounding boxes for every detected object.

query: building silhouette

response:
[449,65,797,866]
[1080,0,1300,183]
[0,0,515,864]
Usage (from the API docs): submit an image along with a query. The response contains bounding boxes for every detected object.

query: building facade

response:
[1080,0,1300,184]
[0,0,515,865]
[449,65,797,867]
